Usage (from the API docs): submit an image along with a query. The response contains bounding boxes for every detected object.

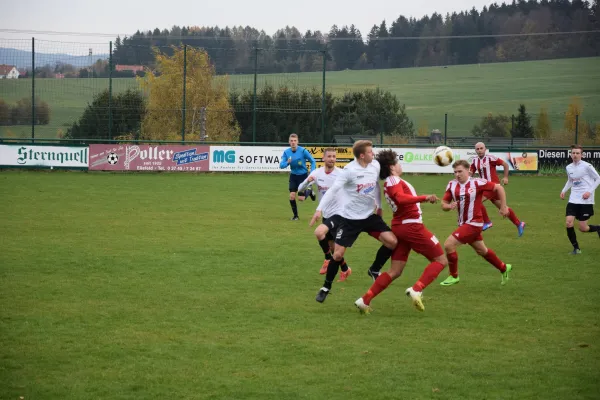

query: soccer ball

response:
[107,152,119,165]
[433,146,454,167]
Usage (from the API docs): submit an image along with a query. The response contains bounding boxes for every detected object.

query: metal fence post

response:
[575,114,579,144]
[444,113,448,145]
[252,47,258,144]
[108,40,113,141]
[181,44,187,143]
[321,50,327,143]
[31,37,35,142]
[511,114,515,147]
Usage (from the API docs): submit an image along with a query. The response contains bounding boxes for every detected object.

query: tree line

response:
[64,47,414,143]
[111,0,600,74]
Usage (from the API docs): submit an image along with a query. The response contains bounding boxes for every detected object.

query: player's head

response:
[289,133,298,150]
[376,149,401,180]
[353,140,374,164]
[452,159,471,183]
[475,142,487,157]
[323,148,337,168]
[570,144,583,162]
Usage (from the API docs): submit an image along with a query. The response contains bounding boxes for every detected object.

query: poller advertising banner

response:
[89,144,210,171]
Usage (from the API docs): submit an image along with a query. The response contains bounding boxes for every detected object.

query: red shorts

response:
[391,223,444,262]
[483,189,498,202]
[452,224,483,244]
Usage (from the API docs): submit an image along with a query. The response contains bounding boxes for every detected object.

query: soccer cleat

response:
[501,264,512,285]
[483,222,493,231]
[570,249,582,255]
[354,297,372,314]
[367,269,380,281]
[338,267,352,282]
[291,216,299,221]
[307,189,316,201]
[319,259,330,275]
[315,287,330,303]
[517,222,526,237]
[405,287,425,311]
[440,275,460,286]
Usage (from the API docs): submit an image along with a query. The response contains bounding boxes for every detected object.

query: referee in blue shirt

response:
[280,133,317,220]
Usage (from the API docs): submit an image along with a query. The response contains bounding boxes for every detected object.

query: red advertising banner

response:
[89,144,210,171]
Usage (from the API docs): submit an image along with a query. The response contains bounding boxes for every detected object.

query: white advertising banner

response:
[0,144,89,168]
[209,146,290,172]
[377,147,538,173]
[375,147,460,173]
[207,146,538,174]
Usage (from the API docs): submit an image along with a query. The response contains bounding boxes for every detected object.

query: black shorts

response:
[334,214,391,248]
[322,214,343,241]
[289,173,308,192]
[566,202,595,221]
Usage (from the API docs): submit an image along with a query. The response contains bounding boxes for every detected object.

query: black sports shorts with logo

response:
[566,202,594,221]
[334,214,391,248]
[322,214,344,241]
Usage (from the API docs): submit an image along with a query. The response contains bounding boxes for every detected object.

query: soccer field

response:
[1,172,599,399]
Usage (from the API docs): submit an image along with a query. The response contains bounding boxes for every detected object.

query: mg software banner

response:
[0,144,88,168]
[210,146,289,171]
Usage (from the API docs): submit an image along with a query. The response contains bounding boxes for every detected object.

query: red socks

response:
[481,204,491,224]
[413,261,446,292]
[447,251,459,278]
[483,249,506,272]
[362,272,393,305]
[507,207,520,226]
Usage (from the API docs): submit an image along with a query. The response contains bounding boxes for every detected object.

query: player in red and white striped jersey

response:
[438,159,513,287]
[355,149,448,313]
[470,142,526,236]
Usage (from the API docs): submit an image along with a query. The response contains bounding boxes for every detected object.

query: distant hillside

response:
[0,48,109,69]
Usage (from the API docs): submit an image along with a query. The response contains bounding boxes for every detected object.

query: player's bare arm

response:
[442,200,457,211]
[493,184,509,216]
[501,160,510,185]
[309,210,321,227]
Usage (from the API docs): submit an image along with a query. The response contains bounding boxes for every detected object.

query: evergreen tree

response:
[514,104,534,138]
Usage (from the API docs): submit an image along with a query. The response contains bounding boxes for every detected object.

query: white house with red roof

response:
[0,65,19,79]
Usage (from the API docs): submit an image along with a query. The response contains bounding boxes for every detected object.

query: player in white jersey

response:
[298,148,351,277]
[309,140,398,303]
[560,144,600,254]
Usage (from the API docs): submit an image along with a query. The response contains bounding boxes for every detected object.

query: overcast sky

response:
[2,0,496,53]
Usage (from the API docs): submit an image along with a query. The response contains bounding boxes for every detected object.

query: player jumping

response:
[309,140,397,303]
[298,148,352,280]
[354,149,448,313]
[470,142,525,236]
[439,160,513,286]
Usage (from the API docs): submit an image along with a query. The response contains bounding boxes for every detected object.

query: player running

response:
[354,149,448,313]
[470,142,526,236]
[279,133,317,220]
[298,148,351,279]
[560,144,600,254]
[309,140,397,303]
[439,160,513,287]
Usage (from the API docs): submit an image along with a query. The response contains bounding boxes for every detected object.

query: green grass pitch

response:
[1,57,599,140]
[1,171,599,399]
